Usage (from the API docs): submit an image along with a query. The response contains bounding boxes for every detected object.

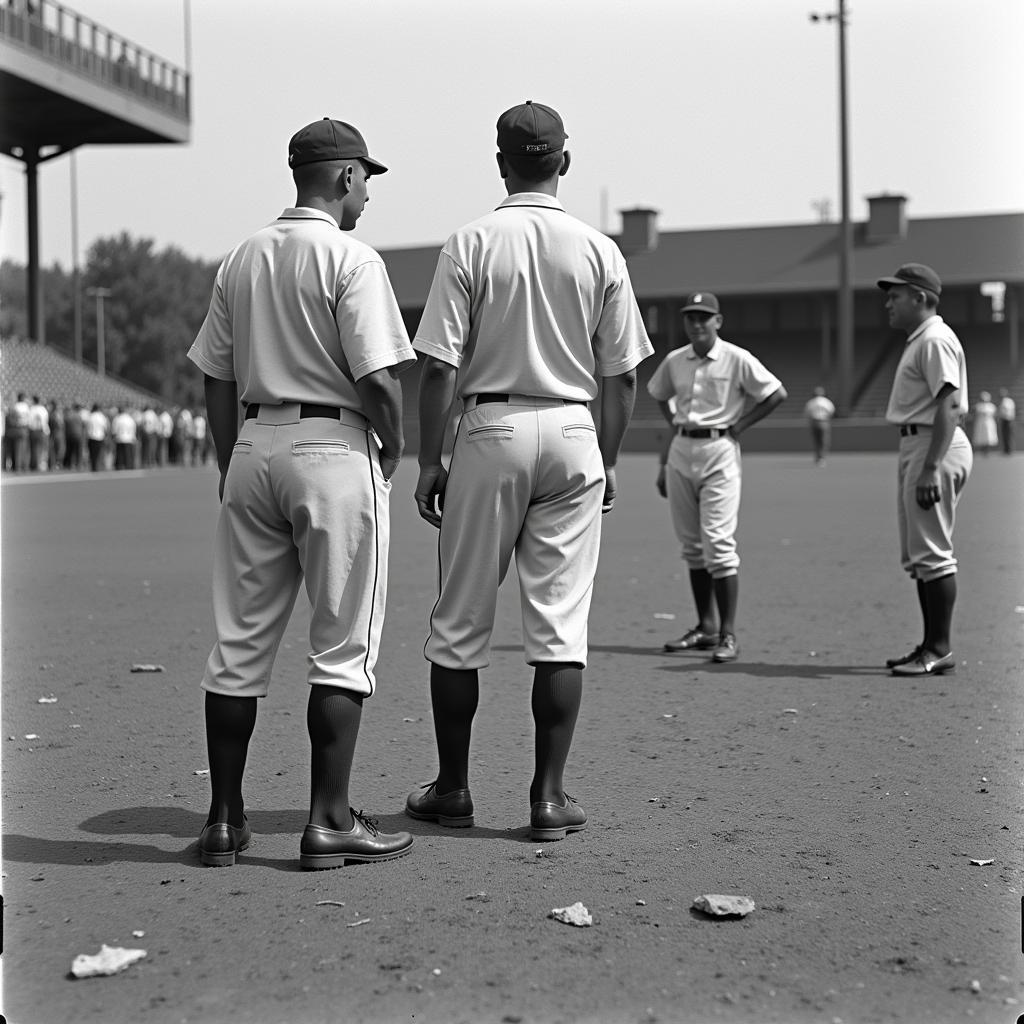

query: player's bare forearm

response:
[916,385,959,508]
[598,370,638,468]
[417,356,457,468]
[355,367,405,479]
[204,375,239,472]
[923,385,959,470]
[732,385,787,437]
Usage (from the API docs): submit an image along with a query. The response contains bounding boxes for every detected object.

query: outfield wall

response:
[624,417,900,454]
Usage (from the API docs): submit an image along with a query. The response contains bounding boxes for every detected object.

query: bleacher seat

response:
[1,337,162,408]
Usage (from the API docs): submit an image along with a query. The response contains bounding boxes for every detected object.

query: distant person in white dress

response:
[803,386,835,465]
[970,391,998,455]
[997,388,1016,455]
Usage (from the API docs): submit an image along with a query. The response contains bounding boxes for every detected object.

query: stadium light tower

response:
[810,0,853,417]
[86,286,111,378]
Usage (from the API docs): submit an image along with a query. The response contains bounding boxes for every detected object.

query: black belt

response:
[474,393,587,407]
[245,403,342,421]
[677,425,728,439]
[899,424,930,437]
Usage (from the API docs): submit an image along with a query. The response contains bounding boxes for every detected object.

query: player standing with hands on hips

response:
[649,292,786,663]
[879,263,972,676]
[406,100,653,840]
[188,118,416,869]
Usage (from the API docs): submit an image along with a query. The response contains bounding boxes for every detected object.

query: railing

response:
[0,0,190,121]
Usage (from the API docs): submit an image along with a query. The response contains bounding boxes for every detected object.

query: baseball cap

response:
[496,100,568,156]
[876,263,941,297]
[680,292,720,315]
[288,117,388,175]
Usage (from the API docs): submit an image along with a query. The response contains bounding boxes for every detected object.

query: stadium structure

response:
[0,0,189,412]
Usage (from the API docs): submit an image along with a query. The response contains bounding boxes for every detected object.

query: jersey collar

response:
[685,338,722,361]
[905,314,943,345]
[495,193,566,213]
[277,207,340,226]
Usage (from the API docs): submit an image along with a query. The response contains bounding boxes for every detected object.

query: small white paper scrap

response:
[969,858,994,866]
[653,613,676,620]
[130,664,165,673]
[549,901,593,926]
[693,894,755,917]
[193,769,210,776]
[346,918,371,927]
[38,697,57,704]
[71,944,147,978]
[24,734,39,740]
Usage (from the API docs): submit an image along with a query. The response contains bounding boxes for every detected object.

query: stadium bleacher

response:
[1,337,162,409]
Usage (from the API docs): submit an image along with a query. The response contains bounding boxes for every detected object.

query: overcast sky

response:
[1,0,1022,269]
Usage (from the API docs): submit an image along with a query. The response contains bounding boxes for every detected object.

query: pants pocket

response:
[562,423,597,439]
[291,439,351,456]
[466,424,515,441]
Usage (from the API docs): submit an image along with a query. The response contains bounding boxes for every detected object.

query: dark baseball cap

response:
[496,100,568,156]
[681,291,720,315]
[876,263,941,297]
[288,117,388,175]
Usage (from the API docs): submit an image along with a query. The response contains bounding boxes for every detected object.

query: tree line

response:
[1,233,219,407]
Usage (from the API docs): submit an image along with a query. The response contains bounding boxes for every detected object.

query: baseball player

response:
[649,292,786,663]
[187,117,416,868]
[405,100,653,841]
[878,263,972,676]
[804,386,836,465]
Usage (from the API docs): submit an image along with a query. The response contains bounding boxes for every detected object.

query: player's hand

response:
[656,464,667,498]
[415,464,448,527]
[915,466,941,509]
[602,466,617,515]
[379,447,401,483]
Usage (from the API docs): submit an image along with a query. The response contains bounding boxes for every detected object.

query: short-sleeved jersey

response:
[885,315,968,425]
[412,193,653,401]
[646,337,782,429]
[804,395,835,421]
[188,208,414,409]
[998,396,1016,421]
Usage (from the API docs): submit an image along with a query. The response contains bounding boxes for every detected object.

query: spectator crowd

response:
[2,391,212,473]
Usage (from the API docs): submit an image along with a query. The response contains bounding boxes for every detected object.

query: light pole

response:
[86,287,111,377]
[810,0,853,417]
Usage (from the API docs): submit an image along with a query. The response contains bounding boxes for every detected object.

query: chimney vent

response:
[866,193,908,243]
[618,207,659,255]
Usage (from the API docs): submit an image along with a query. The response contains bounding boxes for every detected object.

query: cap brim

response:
[681,305,718,314]
[362,156,388,175]
[876,276,905,290]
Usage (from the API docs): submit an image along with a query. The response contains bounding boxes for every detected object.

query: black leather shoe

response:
[530,793,588,841]
[198,817,251,867]
[711,632,739,663]
[299,810,413,870]
[663,628,719,653]
[891,651,955,677]
[405,782,474,827]
[885,645,922,669]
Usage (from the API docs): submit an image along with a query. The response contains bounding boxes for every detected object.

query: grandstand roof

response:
[379,211,1024,308]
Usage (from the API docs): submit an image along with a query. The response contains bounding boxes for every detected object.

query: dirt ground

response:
[1,452,1022,1024]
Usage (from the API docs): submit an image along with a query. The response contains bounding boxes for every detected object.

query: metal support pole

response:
[25,148,41,342]
[71,151,82,363]
[836,0,853,416]
[87,287,111,376]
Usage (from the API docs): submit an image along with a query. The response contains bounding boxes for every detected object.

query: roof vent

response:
[618,207,659,255]
[865,193,908,243]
